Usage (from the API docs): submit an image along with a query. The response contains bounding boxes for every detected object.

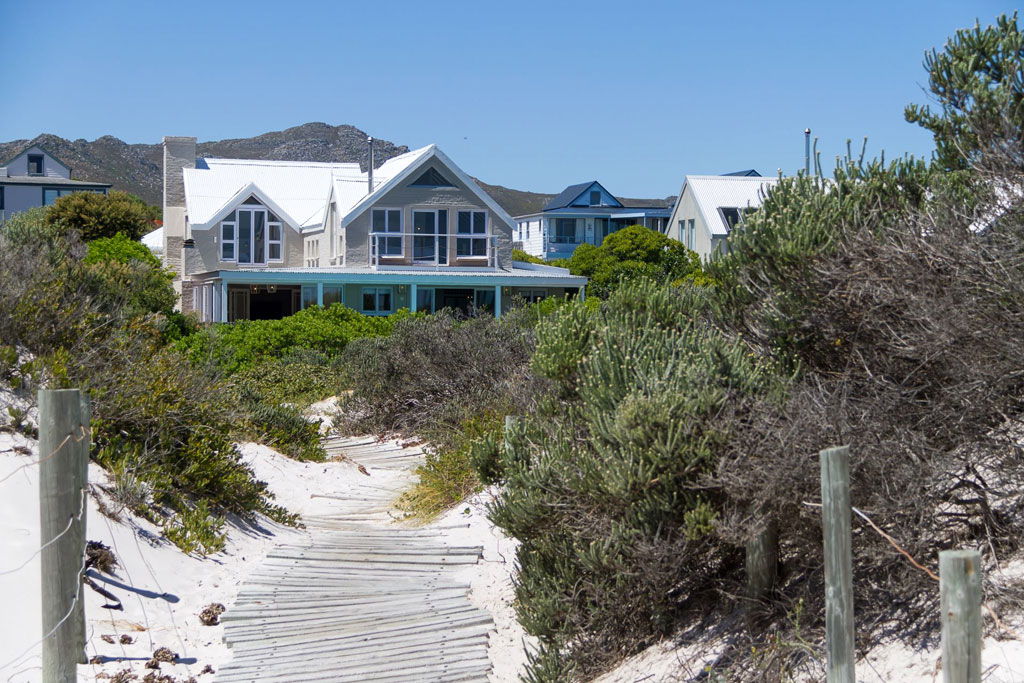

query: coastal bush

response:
[45,190,157,241]
[177,303,404,375]
[564,225,709,298]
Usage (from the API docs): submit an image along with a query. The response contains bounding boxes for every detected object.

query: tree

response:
[905,13,1024,170]
[45,190,158,241]
[565,225,706,298]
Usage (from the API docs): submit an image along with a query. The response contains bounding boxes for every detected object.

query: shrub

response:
[486,280,777,678]
[564,225,708,298]
[178,304,404,376]
[45,190,158,241]
[513,248,545,264]
[85,232,162,268]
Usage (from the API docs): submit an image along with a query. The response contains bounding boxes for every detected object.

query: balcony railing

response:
[370,232,500,269]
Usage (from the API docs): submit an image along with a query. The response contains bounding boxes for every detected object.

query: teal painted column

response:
[317,282,323,306]
[494,285,501,319]
[220,280,228,322]
[410,283,418,312]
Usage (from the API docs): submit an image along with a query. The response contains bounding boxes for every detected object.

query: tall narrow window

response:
[268,222,282,261]
[221,218,236,260]
[27,154,43,176]
[457,211,487,257]
[688,219,696,249]
[372,208,403,256]
[413,211,438,262]
[238,211,252,264]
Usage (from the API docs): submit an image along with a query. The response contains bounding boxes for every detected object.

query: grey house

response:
[0,143,110,220]
[162,136,586,322]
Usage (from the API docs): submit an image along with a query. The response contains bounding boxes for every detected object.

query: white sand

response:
[436,486,536,682]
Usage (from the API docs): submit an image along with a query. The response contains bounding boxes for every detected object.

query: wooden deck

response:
[215,436,493,682]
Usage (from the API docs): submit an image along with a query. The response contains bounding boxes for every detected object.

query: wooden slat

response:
[217,436,494,681]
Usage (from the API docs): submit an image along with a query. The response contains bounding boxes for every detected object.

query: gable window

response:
[456,211,487,258]
[221,217,236,260]
[590,190,601,205]
[27,154,43,176]
[222,202,284,265]
[372,208,403,257]
[362,287,392,314]
[553,218,577,243]
[410,168,455,187]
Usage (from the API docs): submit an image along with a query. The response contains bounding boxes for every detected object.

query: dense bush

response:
[178,303,405,376]
[0,212,294,554]
[85,232,162,268]
[336,304,555,516]
[563,225,709,298]
[512,248,545,264]
[45,190,158,241]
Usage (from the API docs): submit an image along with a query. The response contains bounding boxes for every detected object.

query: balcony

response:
[370,232,500,269]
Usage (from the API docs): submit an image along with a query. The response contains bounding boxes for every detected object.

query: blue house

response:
[514,181,671,260]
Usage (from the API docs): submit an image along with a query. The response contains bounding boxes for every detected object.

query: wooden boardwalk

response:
[216,436,493,682]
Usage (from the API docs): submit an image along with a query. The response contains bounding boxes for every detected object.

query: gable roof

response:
[722,169,761,177]
[183,158,362,230]
[339,145,517,230]
[684,175,780,236]
[0,143,73,174]
[543,181,623,211]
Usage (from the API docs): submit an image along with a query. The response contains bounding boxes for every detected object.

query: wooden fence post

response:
[820,445,855,683]
[745,516,778,603]
[940,550,982,683]
[39,388,90,683]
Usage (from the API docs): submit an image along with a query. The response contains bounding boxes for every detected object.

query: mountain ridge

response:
[0,123,671,218]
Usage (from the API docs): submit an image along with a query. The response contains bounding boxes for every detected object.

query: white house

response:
[0,143,110,220]
[162,136,586,322]
[514,181,671,260]
[665,174,780,260]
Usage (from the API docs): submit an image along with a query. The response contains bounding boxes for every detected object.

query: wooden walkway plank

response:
[216,437,494,682]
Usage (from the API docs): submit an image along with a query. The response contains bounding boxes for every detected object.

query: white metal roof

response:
[685,175,780,236]
[183,158,362,230]
[142,226,163,255]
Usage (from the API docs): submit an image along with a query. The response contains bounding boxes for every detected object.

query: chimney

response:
[367,136,375,194]
[162,136,197,297]
[804,128,811,176]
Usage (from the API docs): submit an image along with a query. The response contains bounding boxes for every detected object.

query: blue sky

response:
[1,0,1009,198]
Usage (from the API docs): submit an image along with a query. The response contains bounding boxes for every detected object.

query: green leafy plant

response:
[45,190,158,241]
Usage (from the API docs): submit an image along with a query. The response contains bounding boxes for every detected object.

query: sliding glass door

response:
[412,210,448,264]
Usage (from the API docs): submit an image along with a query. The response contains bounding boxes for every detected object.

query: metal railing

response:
[370,232,500,269]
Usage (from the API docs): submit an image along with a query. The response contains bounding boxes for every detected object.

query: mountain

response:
[0,123,671,217]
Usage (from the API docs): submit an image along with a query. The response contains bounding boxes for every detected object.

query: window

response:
[268,221,282,261]
[410,168,455,187]
[413,210,448,264]
[526,222,530,240]
[27,155,43,176]
[474,289,495,312]
[221,218,236,260]
[590,190,601,205]
[372,208,403,256]
[457,211,487,257]
[518,289,548,303]
[0,186,4,211]
[595,218,609,242]
[42,188,104,206]
[362,287,392,314]
[688,219,696,249]
[416,288,435,313]
[301,285,318,309]
[554,218,577,243]
[323,285,343,307]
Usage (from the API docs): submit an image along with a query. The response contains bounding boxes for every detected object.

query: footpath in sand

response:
[215,435,495,683]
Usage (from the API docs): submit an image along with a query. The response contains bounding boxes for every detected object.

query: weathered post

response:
[39,388,90,682]
[940,550,982,683]
[820,445,855,683]
[745,516,778,603]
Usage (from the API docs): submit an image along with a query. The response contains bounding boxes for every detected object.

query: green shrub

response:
[163,500,226,555]
[513,248,545,264]
[84,232,162,268]
[45,190,157,241]
[486,280,778,678]
[564,225,708,298]
[178,304,405,376]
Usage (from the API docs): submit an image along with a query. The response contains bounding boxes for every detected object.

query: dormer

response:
[0,144,72,179]
[543,181,623,211]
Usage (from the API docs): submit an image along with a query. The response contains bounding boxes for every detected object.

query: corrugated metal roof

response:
[686,175,780,236]
[331,146,433,222]
[183,158,363,229]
